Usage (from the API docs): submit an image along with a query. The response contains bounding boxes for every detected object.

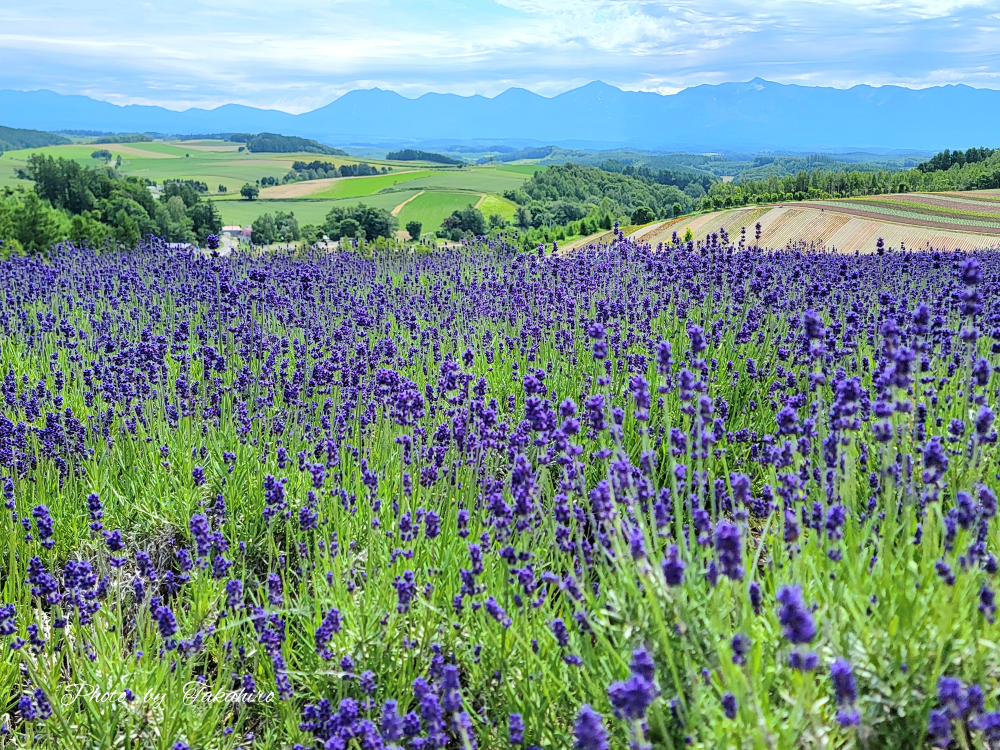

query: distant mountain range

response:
[2,79,999,152]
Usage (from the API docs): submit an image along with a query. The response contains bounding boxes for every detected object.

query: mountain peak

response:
[1,81,997,150]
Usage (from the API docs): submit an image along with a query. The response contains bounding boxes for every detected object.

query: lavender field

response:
[0,227,998,750]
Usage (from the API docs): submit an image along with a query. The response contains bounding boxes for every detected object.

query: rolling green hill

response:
[0,125,70,152]
[240,132,347,155]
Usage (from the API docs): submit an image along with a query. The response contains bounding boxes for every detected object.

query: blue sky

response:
[2,0,999,112]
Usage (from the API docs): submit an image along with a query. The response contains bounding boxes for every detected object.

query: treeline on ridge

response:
[228,132,347,156]
[917,147,996,173]
[252,161,392,188]
[91,133,153,144]
[0,126,70,153]
[704,148,1000,207]
[385,149,463,165]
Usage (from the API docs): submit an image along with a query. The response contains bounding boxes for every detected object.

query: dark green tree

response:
[631,206,655,225]
[251,213,277,244]
[274,211,300,242]
[338,218,360,239]
[441,205,486,236]
[324,204,396,240]
[113,209,141,246]
[12,192,65,252]
[240,183,260,200]
[406,221,422,240]
[300,224,320,243]
[188,201,222,242]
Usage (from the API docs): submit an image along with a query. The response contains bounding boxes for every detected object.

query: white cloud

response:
[1,0,999,110]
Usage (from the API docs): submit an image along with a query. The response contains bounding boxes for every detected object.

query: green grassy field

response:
[493,164,548,176]
[209,190,422,227]
[308,170,432,199]
[401,169,529,193]
[396,191,483,231]
[478,193,518,221]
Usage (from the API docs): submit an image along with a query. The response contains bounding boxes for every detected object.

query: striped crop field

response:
[797,194,1000,234]
[641,191,1000,252]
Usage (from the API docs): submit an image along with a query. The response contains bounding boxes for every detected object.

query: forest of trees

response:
[700,148,1000,208]
[91,133,153,144]
[230,132,347,155]
[505,164,693,227]
[0,126,69,154]
[0,156,221,253]
[283,161,389,183]
[385,149,463,165]
[324,204,397,241]
[597,160,714,194]
[918,147,996,173]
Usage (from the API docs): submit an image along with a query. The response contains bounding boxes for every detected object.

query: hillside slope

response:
[641,194,1000,252]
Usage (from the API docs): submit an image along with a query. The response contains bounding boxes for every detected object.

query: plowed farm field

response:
[640,191,1000,252]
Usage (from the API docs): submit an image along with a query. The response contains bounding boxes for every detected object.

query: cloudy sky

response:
[2,0,999,112]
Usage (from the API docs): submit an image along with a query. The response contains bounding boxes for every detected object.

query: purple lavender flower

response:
[27,557,60,604]
[776,585,816,644]
[837,708,860,727]
[922,437,949,484]
[381,700,403,742]
[608,649,660,720]
[32,505,55,549]
[18,694,36,721]
[721,692,737,719]
[715,520,744,580]
[787,651,819,671]
[830,659,857,705]
[485,596,512,628]
[551,618,570,648]
[573,705,609,750]
[509,713,525,745]
[154,605,178,648]
[928,709,951,746]
[189,514,211,558]
[630,649,656,682]
[749,581,762,615]
[0,604,15,636]
[960,257,982,286]
[86,493,103,531]
[731,633,750,665]
[314,607,342,657]
[225,579,243,610]
[394,570,416,613]
[267,573,283,606]
[662,544,686,586]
